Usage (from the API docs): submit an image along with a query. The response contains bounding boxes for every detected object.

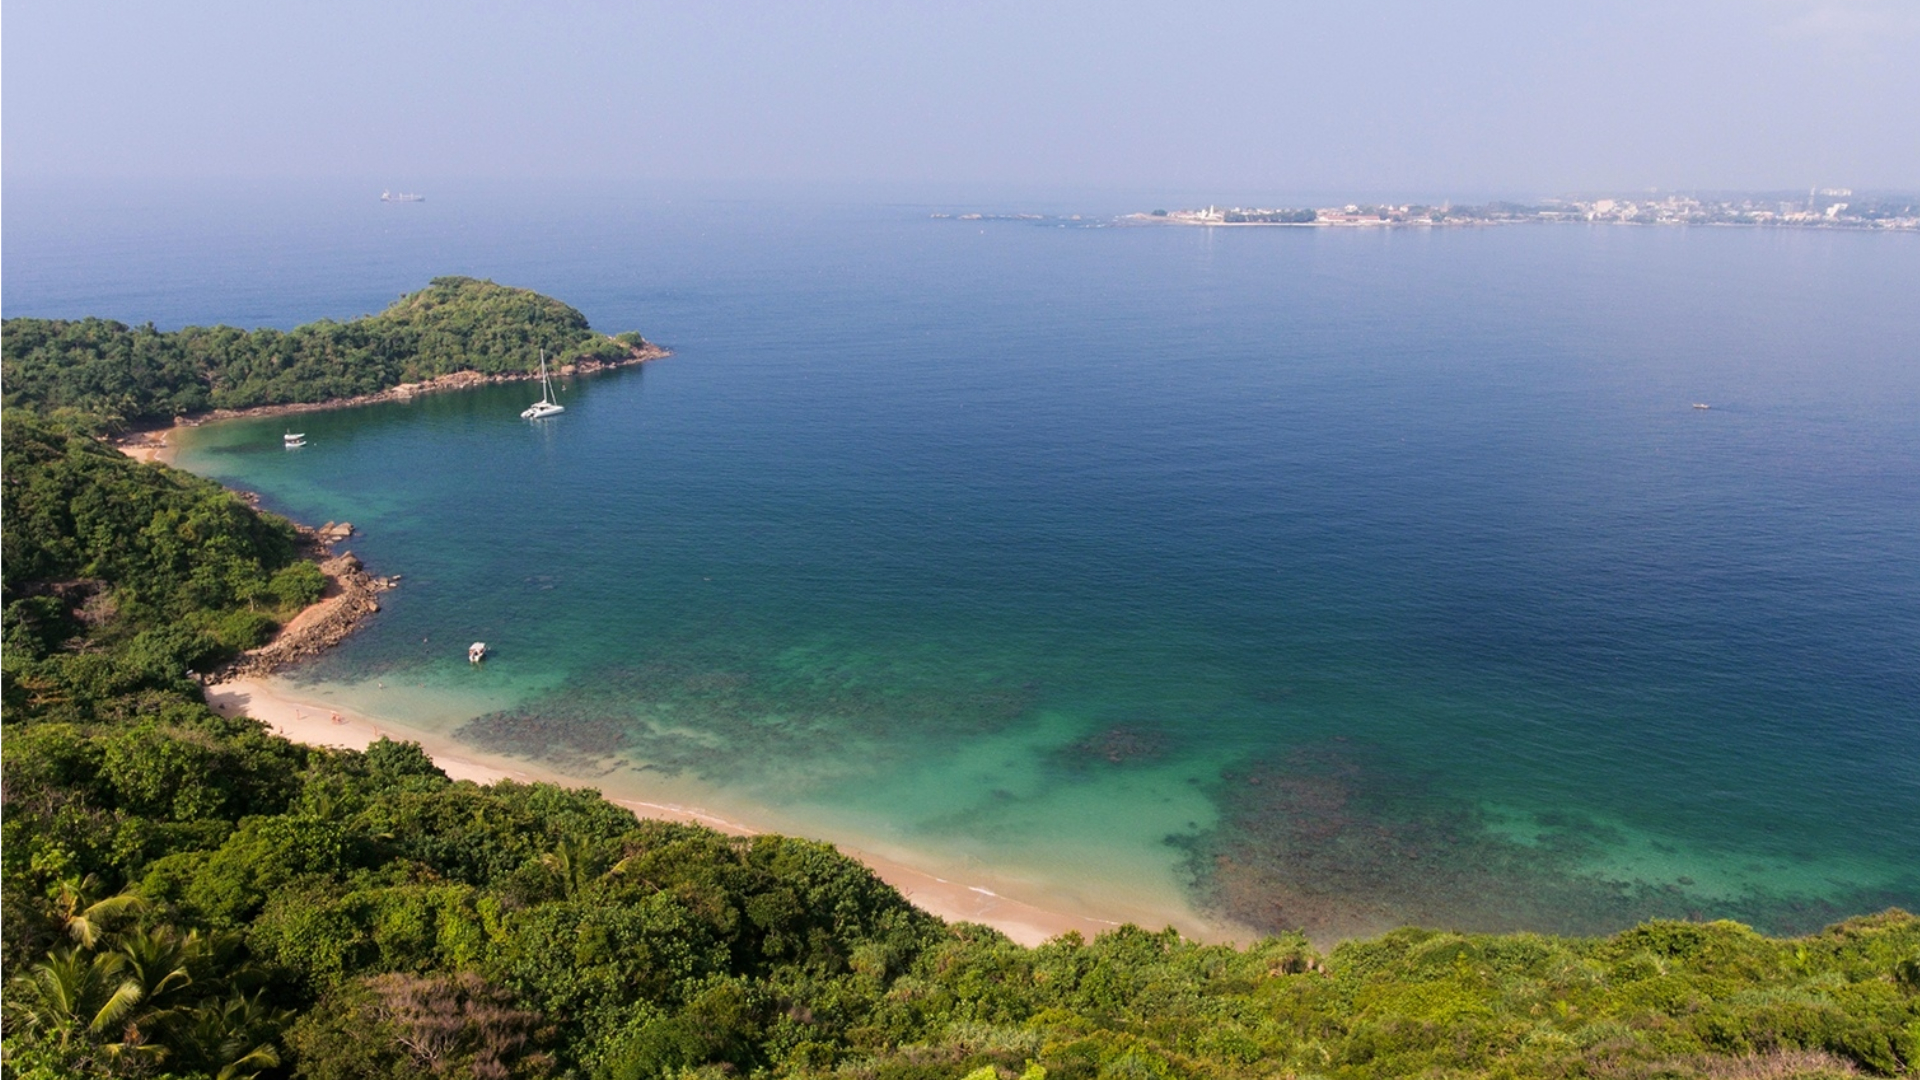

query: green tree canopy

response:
[2,277,651,425]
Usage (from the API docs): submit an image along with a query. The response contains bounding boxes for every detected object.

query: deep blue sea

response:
[8,179,1918,940]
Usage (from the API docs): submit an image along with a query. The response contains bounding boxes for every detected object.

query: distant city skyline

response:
[1129,189,1918,229]
[4,0,1917,192]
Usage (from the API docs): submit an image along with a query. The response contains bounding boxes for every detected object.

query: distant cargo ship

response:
[381,190,425,203]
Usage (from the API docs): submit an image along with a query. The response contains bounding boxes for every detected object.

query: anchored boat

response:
[521,350,566,419]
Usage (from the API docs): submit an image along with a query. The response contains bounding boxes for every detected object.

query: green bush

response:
[268,560,327,609]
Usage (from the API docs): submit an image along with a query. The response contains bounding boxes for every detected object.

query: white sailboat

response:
[521,351,565,419]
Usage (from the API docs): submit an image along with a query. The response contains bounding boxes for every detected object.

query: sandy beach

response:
[117,426,180,465]
[206,676,1124,946]
[122,375,1146,947]
[128,349,1217,948]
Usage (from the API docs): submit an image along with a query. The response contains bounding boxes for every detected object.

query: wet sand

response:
[206,676,1125,946]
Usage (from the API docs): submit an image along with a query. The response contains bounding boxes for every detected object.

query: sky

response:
[4,0,1917,195]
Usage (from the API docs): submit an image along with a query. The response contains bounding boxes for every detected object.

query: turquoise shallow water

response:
[9,182,1919,939]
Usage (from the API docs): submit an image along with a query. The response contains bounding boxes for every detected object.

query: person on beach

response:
[331,711,343,725]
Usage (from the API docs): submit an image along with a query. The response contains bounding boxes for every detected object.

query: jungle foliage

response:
[2,409,319,727]
[7,708,1919,1080]
[4,312,1919,1080]
[1,277,649,426]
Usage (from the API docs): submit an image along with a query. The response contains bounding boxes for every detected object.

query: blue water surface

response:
[7,180,1917,938]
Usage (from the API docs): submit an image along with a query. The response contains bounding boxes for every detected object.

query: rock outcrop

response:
[211,535,396,682]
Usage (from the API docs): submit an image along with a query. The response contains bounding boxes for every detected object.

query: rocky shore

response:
[145,340,671,433]
[212,522,400,682]
[116,342,665,674]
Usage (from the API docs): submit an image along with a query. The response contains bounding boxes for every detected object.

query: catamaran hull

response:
[523,350,564,418]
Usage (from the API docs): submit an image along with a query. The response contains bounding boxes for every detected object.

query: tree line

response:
[1,277,650,428]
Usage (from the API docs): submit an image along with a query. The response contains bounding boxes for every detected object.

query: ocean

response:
[8,179,1917,941]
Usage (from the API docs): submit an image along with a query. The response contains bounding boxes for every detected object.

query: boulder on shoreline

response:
[211,548,395,682]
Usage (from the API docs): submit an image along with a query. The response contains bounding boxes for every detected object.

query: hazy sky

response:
[5,0,1916,194]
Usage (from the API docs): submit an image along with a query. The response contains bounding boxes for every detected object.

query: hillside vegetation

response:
[4,301,1918,1079]
[2,410,323,724]
[0,277,651,426]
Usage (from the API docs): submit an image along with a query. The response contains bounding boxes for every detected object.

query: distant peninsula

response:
[1132,189,1919,230]
[0,276,666,429]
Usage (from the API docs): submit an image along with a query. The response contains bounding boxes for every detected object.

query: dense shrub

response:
[10,722,1919,1079]
[2,409,313,725]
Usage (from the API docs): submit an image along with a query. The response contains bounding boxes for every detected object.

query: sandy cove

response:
[118,430,178,465]
[206,677,1123,947]
[194,539,1120,945]
[125,351,1181,947]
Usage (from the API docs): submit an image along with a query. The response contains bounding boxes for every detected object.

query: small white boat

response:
[468,642,488,663]
[521,350,566,419]
[284,431,307,447]
[1692,403,1711,410]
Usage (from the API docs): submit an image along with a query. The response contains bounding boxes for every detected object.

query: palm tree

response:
[4,947,142,1051]
[543,836,657,896]
[7,927,285,1076]
[116,924,202,1033]
[540,837,597,896]
[47,874,147,948]
[179,993,288,1080]
[98,1035,170,1074]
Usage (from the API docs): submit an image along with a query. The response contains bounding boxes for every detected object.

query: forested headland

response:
[0,277,655,428]
[3,291,1918,1079]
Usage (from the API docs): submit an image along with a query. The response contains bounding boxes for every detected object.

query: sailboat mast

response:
[519,342,567,418]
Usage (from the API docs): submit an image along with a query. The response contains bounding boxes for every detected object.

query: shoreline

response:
[137,357,1223,947]
[206,676,1129,946]
[112,341,671,465]
[215,542,395,681]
